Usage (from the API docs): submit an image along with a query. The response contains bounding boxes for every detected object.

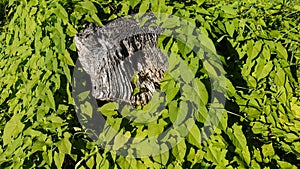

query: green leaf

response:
[228,124,247,149]
[41,36,51,50]
[249,41,263,60]
[148,120,166,137]
[113,130,130,150]
[139,0,150,13]
[78,91,90,101]
[188,57,199,75]
[187,124,201,148]
[45,88,56,109]
[95,153,107,169]
[187,147,196,164]
[132,87,141,96]
[205,145,226,165]
[262,45,271,61]
[54,151,65,168]
[160,17,181,29]
[80,101,93,118]
[194,78,208,105]
[221,5,237,16]
[261,143,275,158]
[203,60,218,79]
[276,86,287,103]
[60,50,74,66]
[162,79,179,103]
[284,133,299,143]
[172,140,186,162]
[56,133,72,154]
[293,5,300,10]
[51,23,66,53]
[79,1,97,12]
[66,83,74,104]
[199,34,216,54]
[256,60,273,80]
[90,13,102,26]
[180,62,194,83]
[25,17,36,36]
[292,142,300,153]
[169,101,179,124]
[99,102,118,117]
[129,0,140,9]
[101,124,119,144]
[32,140,46,154]
[227,124,250,165]
[291,101,300,119]
[174,101,189,125]
[132,139,160,157]
[278,161,297,169]
[116,156,138,169]
[276,43,288,60]
[55,3,68,24]
[274,66,286,86]
[140,157,155,168]
[3,113,25,146]
[195,0,205,6]
[86,156,95,169]
[66,23,78,36]
[251,121,268,134]
[42,149,53,166]
[253,148,262,163]
[153,144,169,166]
[24,128,42,138]
[225,22,235,37]
[48,114,64,124]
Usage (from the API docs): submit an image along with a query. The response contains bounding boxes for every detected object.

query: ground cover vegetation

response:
[0,0,300,168]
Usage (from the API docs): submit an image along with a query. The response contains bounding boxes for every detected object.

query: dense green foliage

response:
[0,0,300,168]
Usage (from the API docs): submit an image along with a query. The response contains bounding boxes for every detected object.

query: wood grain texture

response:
[75,14,168,105]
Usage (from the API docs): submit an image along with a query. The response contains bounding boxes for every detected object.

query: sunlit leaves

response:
[249,41,263,60]
[261,143,275,163]
[99,103,118,117]
[139,0,150,13]
[161,77,180,103]
[276,43,288,60]
[113,130,131,150]
[205,144,227,166]
[0,0,96,168]
[227,124,251,165]
[225,21,235,37]
[116,156,139,169]
[172,140,186,163]
[76,1,102,26]
[148,119,167,137]
[221,5,237,16]
[3,113,25,146]
[1,0,300,168]
[187,124,201,148]
[54,151,65,168]
[54,3,68,24]
[278,161,298,169]
[59,50,75,66]
[256,60,273,81]
[56,133,72,154]
[153,144,169,166]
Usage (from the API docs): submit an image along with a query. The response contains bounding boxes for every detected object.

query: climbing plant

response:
[0,0,299,168]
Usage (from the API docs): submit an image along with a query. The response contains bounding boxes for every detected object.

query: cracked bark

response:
[75,15,168,106]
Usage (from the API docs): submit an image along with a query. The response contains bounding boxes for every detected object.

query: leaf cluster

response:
[0,0,300,168]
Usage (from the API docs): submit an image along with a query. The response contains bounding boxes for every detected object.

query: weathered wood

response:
[75,15,168,105]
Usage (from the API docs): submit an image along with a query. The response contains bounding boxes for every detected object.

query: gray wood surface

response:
[75,14,168,105]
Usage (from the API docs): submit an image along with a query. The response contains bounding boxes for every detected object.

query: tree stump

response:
[75,14,168,106]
